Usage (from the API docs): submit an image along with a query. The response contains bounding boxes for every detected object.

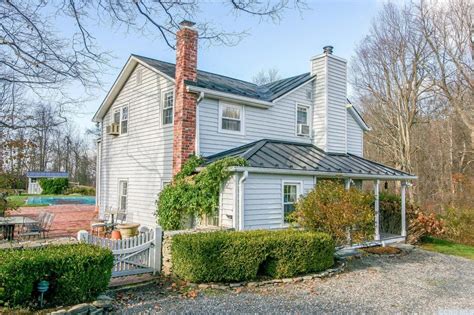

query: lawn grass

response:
[420,236,474,260]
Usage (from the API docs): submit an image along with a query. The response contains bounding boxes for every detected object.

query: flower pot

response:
[116,223,140,238]
[111,230,122,240]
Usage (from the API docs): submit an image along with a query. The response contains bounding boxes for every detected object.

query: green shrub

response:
[171,230,334,283]
[0,244,113,307]
[442,207,474,246]
[157,156,248,230]
[39,178,69,195]
[66,185,96,196]
[291,180,374,245]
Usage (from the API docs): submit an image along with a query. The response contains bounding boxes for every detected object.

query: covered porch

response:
[207,139,417,243]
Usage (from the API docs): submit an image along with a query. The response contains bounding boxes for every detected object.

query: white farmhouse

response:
[93,20,415,242]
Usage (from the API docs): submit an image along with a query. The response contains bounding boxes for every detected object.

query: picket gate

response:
[77,227,162,277]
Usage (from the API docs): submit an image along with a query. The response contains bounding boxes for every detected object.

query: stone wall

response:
[161,227,232,275]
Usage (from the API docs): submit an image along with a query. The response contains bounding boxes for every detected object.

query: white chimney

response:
[310,46,347,154]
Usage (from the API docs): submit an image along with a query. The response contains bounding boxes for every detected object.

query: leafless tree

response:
[252,67,282,85]
[351,2,432,175]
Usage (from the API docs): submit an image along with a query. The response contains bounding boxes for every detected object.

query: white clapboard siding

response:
[347,112,364,156]
[219,174,237,228]
[99,64,173,227]
[198,84,313,157]
[311,54,347,154]
[243,173,315,230]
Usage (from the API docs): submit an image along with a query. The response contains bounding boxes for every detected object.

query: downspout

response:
[195,91,204,155]
[238,170,248,231]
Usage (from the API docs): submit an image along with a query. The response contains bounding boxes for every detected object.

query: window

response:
[121,106,128,134]
[113,106,128,135]
[118,180,128,212]
[219,102,243,134]
[282,182,301,223]
[202,213,219,227]
[296,104,310,136]
[162,90,174,125]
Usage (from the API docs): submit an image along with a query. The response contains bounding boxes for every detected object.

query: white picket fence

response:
[77,227,162,277]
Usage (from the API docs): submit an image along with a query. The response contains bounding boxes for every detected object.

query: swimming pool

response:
[26,196,96,206]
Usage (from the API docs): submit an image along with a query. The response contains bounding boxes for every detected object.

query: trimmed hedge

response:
[0,244,114,307]
[171,230,334,283]
[39,178,69,195]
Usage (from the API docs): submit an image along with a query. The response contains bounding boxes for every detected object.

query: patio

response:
[15,205,96,238]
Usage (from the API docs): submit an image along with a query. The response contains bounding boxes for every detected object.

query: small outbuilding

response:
[26,171,69,194]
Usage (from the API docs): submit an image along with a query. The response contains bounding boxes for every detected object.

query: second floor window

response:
[162,90,174,125]
[219,102,243,134]
[296,104,310,137]
[113,105,128,135]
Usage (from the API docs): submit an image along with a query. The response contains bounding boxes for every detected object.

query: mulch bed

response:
[362,246,402,255]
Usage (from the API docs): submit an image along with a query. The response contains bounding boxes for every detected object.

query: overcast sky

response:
[70,0,382,132]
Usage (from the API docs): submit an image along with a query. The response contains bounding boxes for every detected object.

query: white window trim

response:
[113,104,129,136]
[281,180,303,226]
[161,88,175,126]
[218,101,245,135]
[118,179,128,213]
[295,102,311,138]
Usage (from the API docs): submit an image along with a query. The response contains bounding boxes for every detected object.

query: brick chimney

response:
[173,20,198,175]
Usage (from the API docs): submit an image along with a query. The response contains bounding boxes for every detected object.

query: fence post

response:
[150,226,162,275]
[77,230,89,243]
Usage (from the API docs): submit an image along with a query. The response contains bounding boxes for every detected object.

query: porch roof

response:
[204,139,416,180]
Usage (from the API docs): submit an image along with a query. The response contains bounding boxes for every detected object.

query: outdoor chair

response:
[19,212,55,240]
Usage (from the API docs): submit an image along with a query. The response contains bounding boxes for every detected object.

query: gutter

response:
[186,85,273,109]
[228,166,417,181]
[195,91,204,155]
[238,170,248,231]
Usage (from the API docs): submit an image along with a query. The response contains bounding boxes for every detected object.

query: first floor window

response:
[283,182,300,223]
[219,102,243,133]
[162,90,174,125]
[119,180,128,212]
[202,213,219,227]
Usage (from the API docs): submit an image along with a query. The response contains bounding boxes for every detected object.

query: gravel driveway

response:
[112,248,474,314]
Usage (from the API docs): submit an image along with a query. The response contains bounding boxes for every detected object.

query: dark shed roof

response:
[26,171,69,178]
[204,140,414,179]
[133,55,314,102]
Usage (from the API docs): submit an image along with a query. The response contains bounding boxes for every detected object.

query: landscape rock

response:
[67,303,91,314]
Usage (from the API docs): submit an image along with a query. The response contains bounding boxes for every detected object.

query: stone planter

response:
[116,223,140,238]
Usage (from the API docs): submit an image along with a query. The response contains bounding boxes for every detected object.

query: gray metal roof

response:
[204,140,414,179]
[133,55,314,102]
[26,171,69,178]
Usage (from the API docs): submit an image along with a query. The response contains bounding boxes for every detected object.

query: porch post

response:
[401,181,407,237]
[344,178,351,190]
[374,179,380,241]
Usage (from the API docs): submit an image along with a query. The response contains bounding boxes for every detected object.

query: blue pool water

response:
[26,196,96,206]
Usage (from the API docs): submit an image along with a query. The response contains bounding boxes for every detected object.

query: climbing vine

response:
[156,156,248,230]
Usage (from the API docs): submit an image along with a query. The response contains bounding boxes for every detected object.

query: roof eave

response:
[270,76,316,103]
[186,85,273,108]
[228,166,417,181]
[346,104,371,131]
[92,56,176,122]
